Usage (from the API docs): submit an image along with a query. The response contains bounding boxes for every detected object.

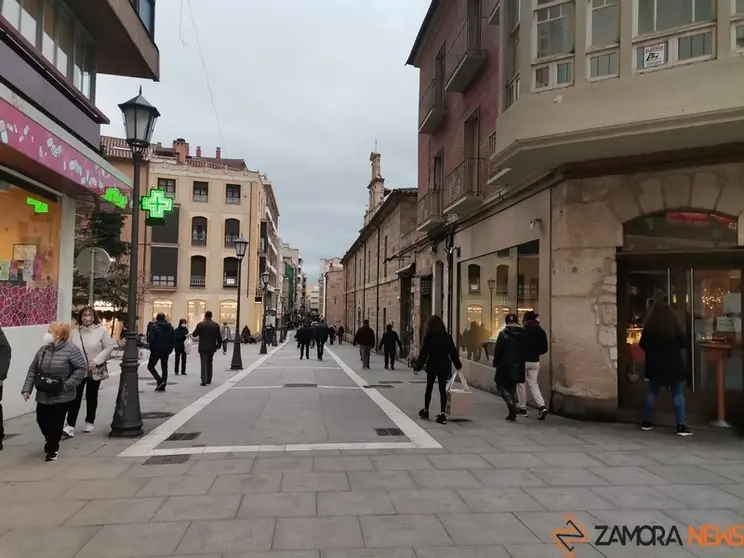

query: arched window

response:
[223,257,239,288]
[224,218,240,248]
[219,300,237,326]
[468,264,481,293]
[190,255,206,287]
[191,216,207,246]
[152,300,172,322]
[187,299,206,331]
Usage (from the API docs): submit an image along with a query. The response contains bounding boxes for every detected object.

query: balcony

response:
[150,275,176,291]
[191,233,207,247]
[223,275,238,288]
[416,189,445,234]
[443,158,482,216]
[486,0,500,26]
[224,235,238,248]
[419,79,447,134]
[445,17,486,93]
[190,275,206,288]
[486,133,509,196]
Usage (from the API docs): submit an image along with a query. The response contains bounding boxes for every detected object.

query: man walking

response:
[328,325,336,345]
[192,311,222,386]
[147,313,174,392]
[353,319,376,370]
[378,324,403,370]
[337,326,344,345]
[295,322,313,360]
[220,322,233,355]
[314,320,331,361]
[518,311,549,420]
[0,327,11,451]
[493,313,525,422]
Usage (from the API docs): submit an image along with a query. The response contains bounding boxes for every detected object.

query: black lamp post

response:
[110,87,160,438]
[487,278,496,332]
[230,235,248,370]
[259,270,270,354]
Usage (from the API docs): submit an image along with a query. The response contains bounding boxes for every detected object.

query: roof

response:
[406,0,440,66]
[100,135,153,160]
[340,188,418,264]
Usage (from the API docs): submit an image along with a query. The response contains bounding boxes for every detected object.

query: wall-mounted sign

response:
[26,196,48,214]
[102,187,128,209]
[642,43,666,68]
[140,188,174,221]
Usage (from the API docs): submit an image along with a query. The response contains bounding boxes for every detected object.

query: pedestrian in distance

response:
[639,302,692,436]
[241,325,251,344]
[314,320,331,360]
[328,325,336,345]
[378,324,403,370]
[174,319,189,376]
[337,325,345,345]
[221,322,233,355]
[0,326,11,452]
[493,313,525,422]
[517,311,549,420]
[295,322,313,360]
[353,319,376,369]
[147,312,175,392]
[413,315,462,425]
[64,306,114,437]
[22,322,86,461]
[192,310,222,386]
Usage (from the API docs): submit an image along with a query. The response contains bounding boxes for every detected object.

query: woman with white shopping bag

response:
[174,319,190,376]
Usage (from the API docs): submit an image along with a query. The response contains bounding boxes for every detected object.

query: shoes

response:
[83,422,95,433]
[62,425,75,438]
[537,407,548,421]
[384,365,389,370]
[641,422,653,431]
[200,382,207,386]
[182,372,187,375]
[506,414,517,422]
[435,413,447,424]
[390,366,395,370]
[155,382,166,392]
[45,451,58,461]
[418,409,429,420]
[676,424,693,437]
[516,409,528,418]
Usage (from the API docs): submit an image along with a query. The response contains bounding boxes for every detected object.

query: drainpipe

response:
[445,226,455,333]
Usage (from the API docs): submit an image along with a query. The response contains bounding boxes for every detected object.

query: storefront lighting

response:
[102,187,128,209]
[26,196,48,214]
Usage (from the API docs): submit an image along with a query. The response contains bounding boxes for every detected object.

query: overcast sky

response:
[96,0,429,281]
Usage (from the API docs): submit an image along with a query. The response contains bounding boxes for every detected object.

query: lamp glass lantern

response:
[262,270,270,287]
[234,235,248,259]
[487,278,496,291]
[118,86,160,151]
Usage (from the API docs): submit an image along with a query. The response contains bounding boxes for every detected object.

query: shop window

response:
[219,300,237,326]
[187,299,206,331]
[0,182,61,326]
[517,240,540,322]
[152,300,172,322]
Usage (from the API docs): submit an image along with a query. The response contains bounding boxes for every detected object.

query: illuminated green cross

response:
[102,188,128,209]
[140,188,174,219]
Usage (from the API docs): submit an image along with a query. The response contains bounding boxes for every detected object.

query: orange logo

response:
[552,514,591,557]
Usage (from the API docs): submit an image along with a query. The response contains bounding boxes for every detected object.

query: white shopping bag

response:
[138,348,150,362]
[446,368,473,418]
[184,337,193,355]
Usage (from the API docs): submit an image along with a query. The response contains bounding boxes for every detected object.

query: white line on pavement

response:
[144,441,420,456]
[228,385,360,391]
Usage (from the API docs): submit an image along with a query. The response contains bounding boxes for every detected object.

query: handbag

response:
[184,337,193,355]
[79,329,109,381]
[34,347,65,394]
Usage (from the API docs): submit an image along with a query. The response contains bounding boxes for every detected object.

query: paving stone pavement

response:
[1,341,743,557]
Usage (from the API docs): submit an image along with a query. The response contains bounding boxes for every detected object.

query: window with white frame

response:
[535,0,575,58]
[590,51,618,77]
[590,0,619,46]
[637,0,715,36]
[735,25,744,49]
[505,0,520,108]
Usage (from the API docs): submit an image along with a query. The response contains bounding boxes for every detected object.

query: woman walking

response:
[414,315,462,425]
[64,307,114,436]
[22,322,86,461]
[640,302,692,436]
[174,319,189,375]
[493,313,525,422]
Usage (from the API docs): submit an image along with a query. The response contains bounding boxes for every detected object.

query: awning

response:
[396,262,416,277]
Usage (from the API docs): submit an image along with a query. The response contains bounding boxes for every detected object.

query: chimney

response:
[172,138,189,165]
[215,147,221,159]
[196,146,202,157]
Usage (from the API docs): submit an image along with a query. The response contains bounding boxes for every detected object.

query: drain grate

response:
[379,380,403,384]
[364,384,393,389]
[375,428,405,436]
[166,432,201,441]
[141,411,175,420]
[284,383,317,388]
[144,454,190,465]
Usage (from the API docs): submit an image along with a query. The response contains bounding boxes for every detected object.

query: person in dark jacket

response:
[22,322,86,461]
[241,325,251,344]
[314,320,331,360]
[295,322,314,359]
[378,324,403,370]
[192,311,222,386]
[414,315,462,424]
[0,326,11,451]
[639,302,692,436]
[517,311,548,420]
[337,326,345,345]
[493,313,525,422]
[147,313,174,392]
[328,325,336,345]
[174,319,189,376]
[353,320,376,369]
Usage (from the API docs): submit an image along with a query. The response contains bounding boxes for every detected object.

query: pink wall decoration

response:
[0,97,133,205]
[0,283,58,327]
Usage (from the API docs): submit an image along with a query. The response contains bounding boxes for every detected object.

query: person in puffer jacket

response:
[493,313,525,422]
[22,321,86,461]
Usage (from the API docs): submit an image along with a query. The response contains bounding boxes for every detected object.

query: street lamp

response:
[110,88,160,438]
[259,270,270,354]
[487,278,496,332]
[230,235,248,370]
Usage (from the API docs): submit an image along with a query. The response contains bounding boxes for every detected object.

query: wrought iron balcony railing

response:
[417,188,443,224]
[444,157,480,208]
[190,275,206,287]
[418,79,446,129]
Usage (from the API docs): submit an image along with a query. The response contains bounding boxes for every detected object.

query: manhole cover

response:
[141,411,174,420]
[147,382,178,386]
[284,383,317,387]
[364,384,393,389]
[374,428,405,436]
[144,454,190,465]
[380,381,403,384]
[166,432,201,441]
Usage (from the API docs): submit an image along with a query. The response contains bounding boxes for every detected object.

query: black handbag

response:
[34,347,65,394]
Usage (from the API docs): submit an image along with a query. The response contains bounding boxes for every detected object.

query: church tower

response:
[365,151,386,225]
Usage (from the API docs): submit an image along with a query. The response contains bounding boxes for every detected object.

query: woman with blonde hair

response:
[21,322,86,460]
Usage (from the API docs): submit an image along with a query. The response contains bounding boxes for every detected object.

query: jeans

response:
[148,352,168,386]
[66,377,101,427]
[496,382,518,417]
[36,402,66,454]
[643,380,686,425]
[384,348,396,368]
[424,371,448,414]
[317,341,325,359]
[517,361,546,410]
[222,339,229,354]
[338,336,343,345]
[299,343,310,359]
[174,348,187,375]
[360,345,372,368]
[200,351,215,384]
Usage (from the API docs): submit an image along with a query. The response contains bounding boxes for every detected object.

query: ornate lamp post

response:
[110,88,160,438]
[487,278,496,332]
[259,270,270,354]
[230,235,248,370]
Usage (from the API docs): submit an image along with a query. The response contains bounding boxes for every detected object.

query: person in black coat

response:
[314,320,331,360]
[378,324,403,370]
[639,302,692,436]
[328,325,336,345]
[295,322,314,360]
[174,319,189,376]
[413,315,462,425]
[337,326,345,345]
[517,311,548,420]
[353,320,376,369]
[192,311,222,386]
[147,313,175,392]
[493,313,525,422]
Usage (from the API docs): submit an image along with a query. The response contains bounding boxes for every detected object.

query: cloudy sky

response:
[96,0,430,281]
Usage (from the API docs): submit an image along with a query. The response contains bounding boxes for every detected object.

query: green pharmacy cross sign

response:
[26,196,49,214]
[102,188,128,209]
[140,188,174,223]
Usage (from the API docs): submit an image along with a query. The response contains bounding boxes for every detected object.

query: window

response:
[557,61,573,83]
[637,0,714,35]
[535,66,550,88]
[738,0,744,13]
[517,241,539,322]
[152,300,172,322]
[191,216,207,246]
[187,300,206,331]
[219,300,237,326]
[678,30,713,59]
[506,77,520,108]
[535,0,575,58]
[590,0,619,46]
[157,178,176,196]
[736,25,744,49]
[505,0,520,109]
[2,0,21,28]
[223,257,239,288]
[190,256,206,287]
[41,0,55,62]
[590,51,618,77]
[468,264,481,293]
[193,181,208,202]
[137,0,155,35]
[224,218,240,248]
[55,10,73,76]
[20,0,41,45]
[150,247,177,287]
[226,184,241,205]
